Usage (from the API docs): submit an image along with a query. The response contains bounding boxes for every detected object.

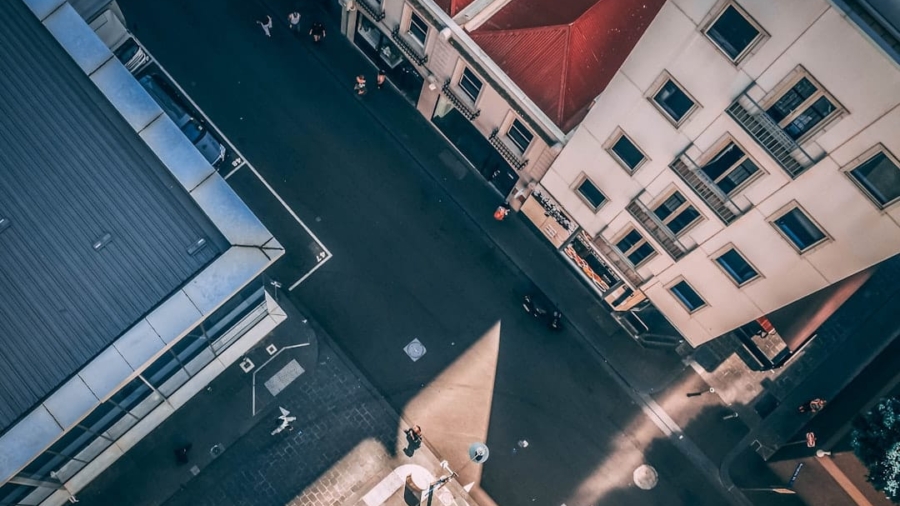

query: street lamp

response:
[431,442,490,490]
[686,387,715,398]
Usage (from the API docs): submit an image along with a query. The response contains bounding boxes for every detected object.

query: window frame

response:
[605,128,649,173]
[703,1,767,64]
[697,135,764,196]
[614,226,656,268]
[713,246,761,286]
[651,189,703,237]
[407,10,429,46]
[844,145,900,210]
[574,175,608,211]
[769,204,830,254]
[506,118,534,153]
[761,68,843,143]
[668,278,708,313]
[648,72,700,127]
[458,66,483,102]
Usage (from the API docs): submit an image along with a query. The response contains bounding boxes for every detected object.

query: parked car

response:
[138,75,226,166]
[89,9,150,73]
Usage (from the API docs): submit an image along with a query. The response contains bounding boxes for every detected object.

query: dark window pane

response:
[718,158,759,194]
[507,119,534,152]
[851,152,900,206]
[654,192,686,221]
[78,401,127,437]
[0,483,34,505]
[627,243,655,265]
[775,208,825,250]
[19,451,65,481]
[766,77,817,123]
[716,249,758,284]
[654,80,694,122]
[707,5,760,60]
[671,281,706,311]
[783,96,835,139]
[702,143,745,180]
[204,278,265,345]
[47,427,95,459]
[577,180,606,208]
[611,135,645,170]
[109,377,152,414]
[666,206,700,235]
[409,13,428,44]
[459,68,482,101]
[616,230,643,252]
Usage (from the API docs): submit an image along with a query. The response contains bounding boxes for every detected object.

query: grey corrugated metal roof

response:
[0,1,228,432]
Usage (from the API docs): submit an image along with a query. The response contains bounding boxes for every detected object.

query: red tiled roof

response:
[434,0,477,17]
[471,0,667,131]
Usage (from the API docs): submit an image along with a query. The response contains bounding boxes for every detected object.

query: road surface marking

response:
[223,161,247,180]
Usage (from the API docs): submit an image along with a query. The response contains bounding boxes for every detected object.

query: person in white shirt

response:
[288,12,301,33]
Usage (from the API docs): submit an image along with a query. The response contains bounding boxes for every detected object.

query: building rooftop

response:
[470,0,666,131]
[434,0,476,17]
[0,0,228,433]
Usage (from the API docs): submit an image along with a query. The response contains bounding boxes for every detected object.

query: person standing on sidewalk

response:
[354,75,367,96]
[310,21,326,43]
[257,15,273,37]
[288,11,301,34]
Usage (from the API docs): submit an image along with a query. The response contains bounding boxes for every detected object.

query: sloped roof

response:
[0,0,228,432]
[471,0,667,131]
[434,0,476,17]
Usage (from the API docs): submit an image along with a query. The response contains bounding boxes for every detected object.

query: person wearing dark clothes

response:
[310,22,326,42]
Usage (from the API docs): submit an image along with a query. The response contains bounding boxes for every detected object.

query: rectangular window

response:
[506,119,534,152]
[653,192,701,236]
[576,179,607,209]
[849,151,900,208]
[701,142,760,194]
[408,12,429,45]
[773,207,826,251]
[616,229,656,266]
[670,280,706,312]
[653,78,695,125]
[705,4,762,62]
[609,133,646,172]
[715,248,759,285]
[766,76,837,140]
[459,68,483,101]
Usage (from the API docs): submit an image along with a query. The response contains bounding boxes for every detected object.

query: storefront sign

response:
[521,187,575,248]
[562,231,619,293]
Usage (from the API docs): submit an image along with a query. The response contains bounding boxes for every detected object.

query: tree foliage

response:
[853,396,900,503]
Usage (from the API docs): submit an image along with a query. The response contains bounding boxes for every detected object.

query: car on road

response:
[138,74,226,166]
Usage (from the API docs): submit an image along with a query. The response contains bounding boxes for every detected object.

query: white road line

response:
[223,162,247,180]
[141,49,333,288]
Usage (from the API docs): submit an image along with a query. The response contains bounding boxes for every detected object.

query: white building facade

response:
[540,0,900,346]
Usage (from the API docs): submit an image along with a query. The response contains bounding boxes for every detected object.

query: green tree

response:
[853,396,900,503]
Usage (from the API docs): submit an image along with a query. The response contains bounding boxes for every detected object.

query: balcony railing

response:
[356,0,385,21]
[591,233,645,288]
[670,153,744,225]
[626,198,691,261]
[488,129,527,170]
[726,93,817,178]
[441,80,480,121]
[390,28,427,66]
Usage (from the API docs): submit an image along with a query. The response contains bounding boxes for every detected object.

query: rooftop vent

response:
[187,237,208,256]
[92,232,113,251]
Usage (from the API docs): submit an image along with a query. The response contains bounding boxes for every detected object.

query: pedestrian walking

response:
[257,15,273,37]
[354,75,367,96]
[405,425,423,444]
[174,443,192,465]
[798,398,827,413]
[310,21,326,43]
[376,69,386,89]
[288,11,301,33]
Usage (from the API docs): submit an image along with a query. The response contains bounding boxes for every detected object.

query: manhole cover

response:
[633,465,658,490]
[209,444,224,458]
[404,339,426,361]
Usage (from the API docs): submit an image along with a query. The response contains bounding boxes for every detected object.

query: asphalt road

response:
[117,0,730,504]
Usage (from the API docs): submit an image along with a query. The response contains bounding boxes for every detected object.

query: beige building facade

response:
[540,0,900,346]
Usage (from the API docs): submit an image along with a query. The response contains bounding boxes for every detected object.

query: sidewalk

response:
[73,291,475,506]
